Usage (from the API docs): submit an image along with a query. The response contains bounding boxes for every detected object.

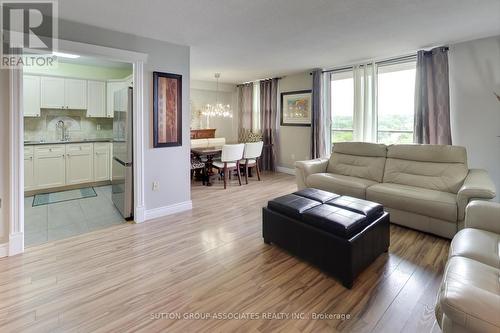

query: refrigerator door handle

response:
[113,156,133,167]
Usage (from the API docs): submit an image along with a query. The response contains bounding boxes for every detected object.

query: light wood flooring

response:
[0,172,449,332]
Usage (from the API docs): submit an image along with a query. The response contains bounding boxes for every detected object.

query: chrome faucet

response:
[56,120,67,141]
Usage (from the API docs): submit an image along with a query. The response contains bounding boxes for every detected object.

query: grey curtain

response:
[260,78,279,171]
[414,46,452,145]
[238,83,253,138]
[311,68,328,158]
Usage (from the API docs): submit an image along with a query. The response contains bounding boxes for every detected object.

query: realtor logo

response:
[1,0,58,67]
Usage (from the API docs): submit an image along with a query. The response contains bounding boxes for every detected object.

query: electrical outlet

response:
[153,181,160,191]
[291,153,295,160]
[97,124,101,131]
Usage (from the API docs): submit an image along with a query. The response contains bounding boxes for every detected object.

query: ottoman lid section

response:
[302,205,367,239]
[294,188,340,203]
[327,196,383,218]
[268,194,321,220]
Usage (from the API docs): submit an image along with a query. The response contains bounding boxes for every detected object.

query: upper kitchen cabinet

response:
[40,76,87,110]
[64,79,87,109]
[40,76,65,109]
[106,81,126,118]
[87,80,106,118]
[23,75,41,117]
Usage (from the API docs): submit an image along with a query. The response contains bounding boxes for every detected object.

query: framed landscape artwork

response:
[153,71,182,148]
[280,90,312,126]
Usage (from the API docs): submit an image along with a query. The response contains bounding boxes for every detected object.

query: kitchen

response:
[23,55,134,246]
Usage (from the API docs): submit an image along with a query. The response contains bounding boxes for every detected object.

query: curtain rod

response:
[315,54,417,75]
[237,76,282,87]
[315,46,449,75]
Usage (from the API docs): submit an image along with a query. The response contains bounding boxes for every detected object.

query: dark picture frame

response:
[153,71,182,148]
[280,90,312,127]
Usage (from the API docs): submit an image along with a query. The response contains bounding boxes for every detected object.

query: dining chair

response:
[241,141,264,184]
[190,154,206,185]
[212,144,245,189]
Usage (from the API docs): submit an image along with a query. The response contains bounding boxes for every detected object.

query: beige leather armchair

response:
[435,201,500,333]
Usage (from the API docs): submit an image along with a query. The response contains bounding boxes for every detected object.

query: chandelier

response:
[201,73,233,118]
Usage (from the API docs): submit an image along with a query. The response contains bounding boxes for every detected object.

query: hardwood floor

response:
[0,172,449,332]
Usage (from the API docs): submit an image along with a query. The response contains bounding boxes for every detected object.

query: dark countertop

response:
[24,139,113,146]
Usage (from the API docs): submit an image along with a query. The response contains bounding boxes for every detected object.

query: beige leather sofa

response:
[295,142,496,238]
[435,201,500,333]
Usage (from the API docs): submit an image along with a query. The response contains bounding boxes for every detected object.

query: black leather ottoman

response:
[263,188,390,288]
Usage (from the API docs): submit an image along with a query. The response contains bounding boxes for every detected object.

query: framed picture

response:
[280,90,312,126]
[153,71,182,147]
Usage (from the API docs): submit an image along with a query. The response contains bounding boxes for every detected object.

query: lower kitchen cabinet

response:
[25,142,112,191]
[66,143,94,185]
[34,145,66,189]
[24,146,35,190]
[94,143,110,181]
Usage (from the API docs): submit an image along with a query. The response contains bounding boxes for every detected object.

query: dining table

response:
[191,146,223,186]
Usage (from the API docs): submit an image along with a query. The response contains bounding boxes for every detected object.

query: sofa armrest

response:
[439,279,500,332]
[457,169,496,221]
[464,201,500,234]
[295,158,329,190]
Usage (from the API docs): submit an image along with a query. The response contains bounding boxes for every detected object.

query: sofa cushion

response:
[366,183,457,222]
[306,173,377,199]
[327,142,387,182]
[437,256,500,332]
[333,142,387,157]
[449,228,500,269]
[384,144,468,193]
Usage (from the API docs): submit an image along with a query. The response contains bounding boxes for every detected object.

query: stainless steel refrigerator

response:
[112,87,134,220]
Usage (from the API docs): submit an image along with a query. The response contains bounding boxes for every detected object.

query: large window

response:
[377,61,416,144]
[329,58,416,145]
[331,70,354,143]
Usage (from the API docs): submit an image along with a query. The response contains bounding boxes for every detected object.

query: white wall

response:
[449,35,500,196]
[190,80,238,143]
[0,19,191,245]
[278,72,312,169]
[56,19,191,213]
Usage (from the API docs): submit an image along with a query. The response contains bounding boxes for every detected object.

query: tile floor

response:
[24,185,125,246]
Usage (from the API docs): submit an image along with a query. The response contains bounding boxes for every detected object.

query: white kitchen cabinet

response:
[106,81,127,118]
[109,143,113,180]
[64,79,87,110]
[24,146,35,190]
[23,75,41,117]
[87,81,106,118]
[94,143,111,181]
[66,143,93,185]
[40,76,65,109]
[34,145,66,189]
[40,76,87,110]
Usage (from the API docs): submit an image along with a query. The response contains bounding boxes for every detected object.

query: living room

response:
[0,1,499,332]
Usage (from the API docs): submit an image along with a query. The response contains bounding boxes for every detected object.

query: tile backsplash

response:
[24,109,113,142]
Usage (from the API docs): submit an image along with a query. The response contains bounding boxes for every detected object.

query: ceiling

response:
[58,0,500,83]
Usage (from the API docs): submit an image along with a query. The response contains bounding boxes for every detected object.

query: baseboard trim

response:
[144,200,193,221]
[8,232,24,256]
[134,205,146,223]
[276,166,296,175]
[0,243,8,258]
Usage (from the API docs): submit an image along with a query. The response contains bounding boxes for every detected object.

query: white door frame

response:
[8,39,148,256]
